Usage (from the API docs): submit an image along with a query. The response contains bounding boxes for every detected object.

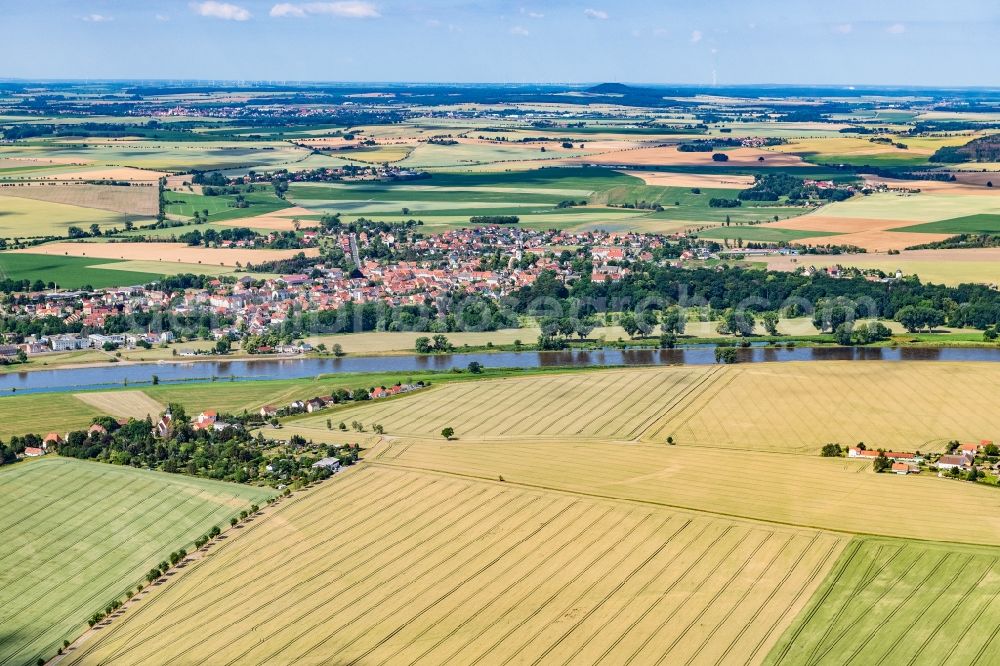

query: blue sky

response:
[2,1,998,86]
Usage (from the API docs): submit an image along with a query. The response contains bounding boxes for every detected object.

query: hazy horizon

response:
[2,0,997,87]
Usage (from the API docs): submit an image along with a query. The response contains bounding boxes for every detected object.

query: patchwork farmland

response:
[0,457,270,666]
[65,466,845,666]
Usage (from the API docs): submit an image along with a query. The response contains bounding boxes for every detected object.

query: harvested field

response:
[861,175,996,195]
[374,438,1000,545]
[808,191,1000,222]
[297,362,1000,453]
[797,229,950,251]
[14,242,320,267]
[769,212,956,250]
[219,211,320,231]
[0,182,158,215]
[951,171,1000,187]
[767,537,1000,665]
[294,365,722,441]
[762,249,1000,286]
[644,361,1000,452]
[74,390,165,420]
[0,457,270,666]
[66,466,844,666]
[30,166,168,182]
[622,170,756,188]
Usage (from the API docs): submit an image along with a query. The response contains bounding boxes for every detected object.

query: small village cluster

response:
[847,439,997,476]
[1,225,668,359]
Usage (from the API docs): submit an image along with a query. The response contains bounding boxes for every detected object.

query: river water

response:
[2,345,999,395]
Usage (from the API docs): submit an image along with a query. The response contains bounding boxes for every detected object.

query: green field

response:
[0,457,271,666]
[0,252,168,288]
[285,167,806,232]
[896,213,1000,235]
[163,190,292,221]
[0,194,123,239]
[767,537,1000,665]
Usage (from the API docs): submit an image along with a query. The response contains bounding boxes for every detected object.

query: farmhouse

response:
[260,405,278,418]
[22,446,46,457]
[311,457,341,472]
[892,462,919,475]
[848,447,917,462]
[936,454,973,470]
[43,432,63,447]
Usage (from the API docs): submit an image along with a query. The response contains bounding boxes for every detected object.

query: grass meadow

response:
[897,213,1000,235]
[65,465,844,666]
[0,457,270,666]
[163,190,292,222]
[0,252,167,289]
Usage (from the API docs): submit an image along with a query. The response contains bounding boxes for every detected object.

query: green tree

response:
[441,427,455,440]
[820,443,843,457]
[660,306,686,336]
[761,311,779,336]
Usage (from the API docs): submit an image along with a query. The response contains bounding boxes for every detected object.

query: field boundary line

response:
[368,461,992,548]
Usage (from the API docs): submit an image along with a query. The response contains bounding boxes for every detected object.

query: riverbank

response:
[3,322,993,377]
[4,343,1000,397]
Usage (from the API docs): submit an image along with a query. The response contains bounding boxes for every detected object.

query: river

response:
[2,345,999,395]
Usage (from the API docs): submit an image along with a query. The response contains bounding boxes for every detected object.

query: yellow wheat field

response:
[73,390,165,420]
[295,365,721,441]
[643,361,1000,453]
[374,439,1000,546]
[66,466,844,666]
[296,362,1000,453]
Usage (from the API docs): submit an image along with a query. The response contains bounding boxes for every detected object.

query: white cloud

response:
[270,2,380,19]
[155,13,170,21]
[886,22,906,34]
[82,13,112,22]
[510,25,530,36]
[521,8,544,19]
[690,29,702,43]
[191,1,251,20]
[584,8,608,20]
[652,27,669,37]
[833,23,852,34]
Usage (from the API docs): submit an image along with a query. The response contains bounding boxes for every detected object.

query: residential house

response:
[311,457,341,472]
[23,446,46,457]
[193,410,218,430]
